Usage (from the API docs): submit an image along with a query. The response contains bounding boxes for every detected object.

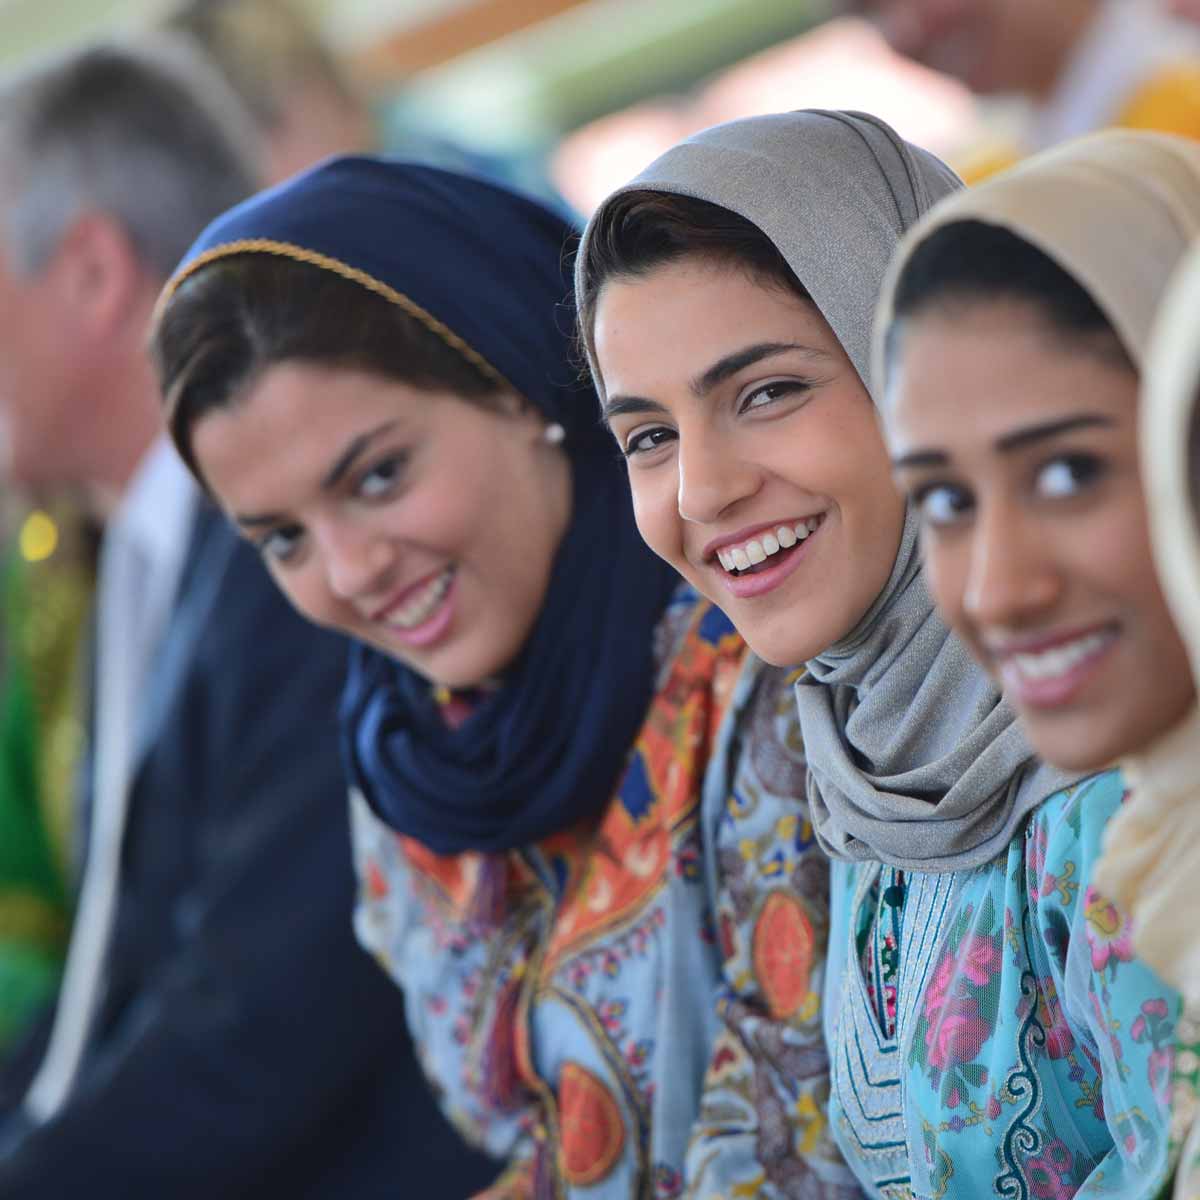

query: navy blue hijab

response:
[166,157,680,854]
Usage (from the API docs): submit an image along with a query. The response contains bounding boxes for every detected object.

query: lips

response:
[369,565,459,652]
[990,624,1119,709]
[714,516,825,576]
[706,515,826,600]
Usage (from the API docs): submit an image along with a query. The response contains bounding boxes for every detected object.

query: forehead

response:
[886,299,1138,445]
[192,362,420,500]
[593,258,840,388]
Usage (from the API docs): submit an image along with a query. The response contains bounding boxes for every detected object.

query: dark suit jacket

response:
[0,504,497,1197]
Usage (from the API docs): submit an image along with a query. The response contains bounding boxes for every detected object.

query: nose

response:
[961,500,1060,629]
[676,424,761,526]
[316,518,395,603]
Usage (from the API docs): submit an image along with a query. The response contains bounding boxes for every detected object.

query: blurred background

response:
[0,0,993,219]
[3,0,1194,217]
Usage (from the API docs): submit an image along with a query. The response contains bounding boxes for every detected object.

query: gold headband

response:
[155,237,512,392]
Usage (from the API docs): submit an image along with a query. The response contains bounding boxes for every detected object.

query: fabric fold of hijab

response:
[164,156,679,855]
[578,109,1061,872]
[1095,204,1200,1003]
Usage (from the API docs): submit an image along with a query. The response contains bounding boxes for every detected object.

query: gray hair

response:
[0,36,261,279]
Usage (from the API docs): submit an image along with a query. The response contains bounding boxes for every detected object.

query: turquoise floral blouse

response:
[825,771,1180,1200]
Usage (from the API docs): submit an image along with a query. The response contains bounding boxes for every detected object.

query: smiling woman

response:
[583,226,903,668]
[882,216,1193,772]
[148,154,836,1198]
[578,111,1185,1199]
[875,127,1200,1198]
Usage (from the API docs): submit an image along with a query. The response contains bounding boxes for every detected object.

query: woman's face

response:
[192,362,572,688]
[885,297,1196,771]
[593,257,906,667]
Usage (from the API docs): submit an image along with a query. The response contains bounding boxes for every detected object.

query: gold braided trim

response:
[156,238,512,392]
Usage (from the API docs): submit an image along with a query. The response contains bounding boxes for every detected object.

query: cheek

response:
[922,535,973,637]
[268,561,341,630]
[629,472,683,566]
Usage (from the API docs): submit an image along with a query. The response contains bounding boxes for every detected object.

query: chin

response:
[739,625,821,670]
[1021,721,1122,776]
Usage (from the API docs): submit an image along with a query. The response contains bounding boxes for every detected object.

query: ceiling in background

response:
[0,0,828,145]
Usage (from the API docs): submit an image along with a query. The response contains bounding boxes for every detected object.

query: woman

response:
[577,111,1177,1197]
[873,129,1200,1194]
[150,157,845,1197]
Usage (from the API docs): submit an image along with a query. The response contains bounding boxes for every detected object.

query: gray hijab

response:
[578,109,1068,872]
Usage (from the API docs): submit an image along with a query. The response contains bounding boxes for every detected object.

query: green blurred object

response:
[0,515,92,1056]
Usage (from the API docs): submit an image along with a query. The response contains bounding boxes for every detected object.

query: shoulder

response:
[1026,770,1129,927]
[651,582,743,680]
[1030,770,1127,865]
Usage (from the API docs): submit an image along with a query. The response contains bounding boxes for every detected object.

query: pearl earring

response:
[543,422,566,446]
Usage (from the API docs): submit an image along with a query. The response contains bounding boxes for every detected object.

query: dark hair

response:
[152,253,503,482]
[575,190,811,378]
[886,219,1134,373]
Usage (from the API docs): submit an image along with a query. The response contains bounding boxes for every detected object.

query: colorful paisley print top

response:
[825,771,1180,1200]
[350,588,853,1198]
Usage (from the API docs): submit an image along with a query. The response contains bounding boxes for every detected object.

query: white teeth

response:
[1009,631,1112,682]
[388,567,454,629]
[716,515,825,575]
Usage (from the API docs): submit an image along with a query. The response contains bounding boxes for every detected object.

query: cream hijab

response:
[579,109,1069,873]
[875,130,1200,900]
[1094,232,1200,1011]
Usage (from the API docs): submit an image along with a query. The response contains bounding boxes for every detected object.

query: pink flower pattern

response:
[1083,885,1134,976]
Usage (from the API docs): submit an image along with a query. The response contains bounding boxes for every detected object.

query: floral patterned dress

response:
[350,588,849,1199]
[825,772,1180,1200]
[682,660,867,1198]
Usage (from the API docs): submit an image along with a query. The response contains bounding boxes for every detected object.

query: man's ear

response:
[51,212,142,338]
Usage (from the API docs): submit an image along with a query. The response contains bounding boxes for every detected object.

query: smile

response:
[714,516,825,576]
[373,565,458,647]
[992,624,1119,708]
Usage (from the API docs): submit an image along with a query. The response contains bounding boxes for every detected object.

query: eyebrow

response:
[891,413,1118,471]
[692,341,829,396]
[601,341,828,425]
[994,412,1115,452]
[233,419,400,527]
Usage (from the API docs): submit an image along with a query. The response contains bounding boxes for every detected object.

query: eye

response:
[356,454,406,500]
[913,483,973,527]
[738,379,813,415]
[257,524,304,564]
[1035,453,1104,499]
[622,426,676,457]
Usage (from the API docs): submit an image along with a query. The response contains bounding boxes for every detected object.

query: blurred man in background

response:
[857,0,1200,175]
[0,38,494,1197]
[160,0,373,184]
[162,0,559,199]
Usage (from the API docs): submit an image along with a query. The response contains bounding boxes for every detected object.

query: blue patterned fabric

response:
[826,771,1179,1200]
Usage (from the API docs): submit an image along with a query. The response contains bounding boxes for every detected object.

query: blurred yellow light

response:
[19,510,59,563]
